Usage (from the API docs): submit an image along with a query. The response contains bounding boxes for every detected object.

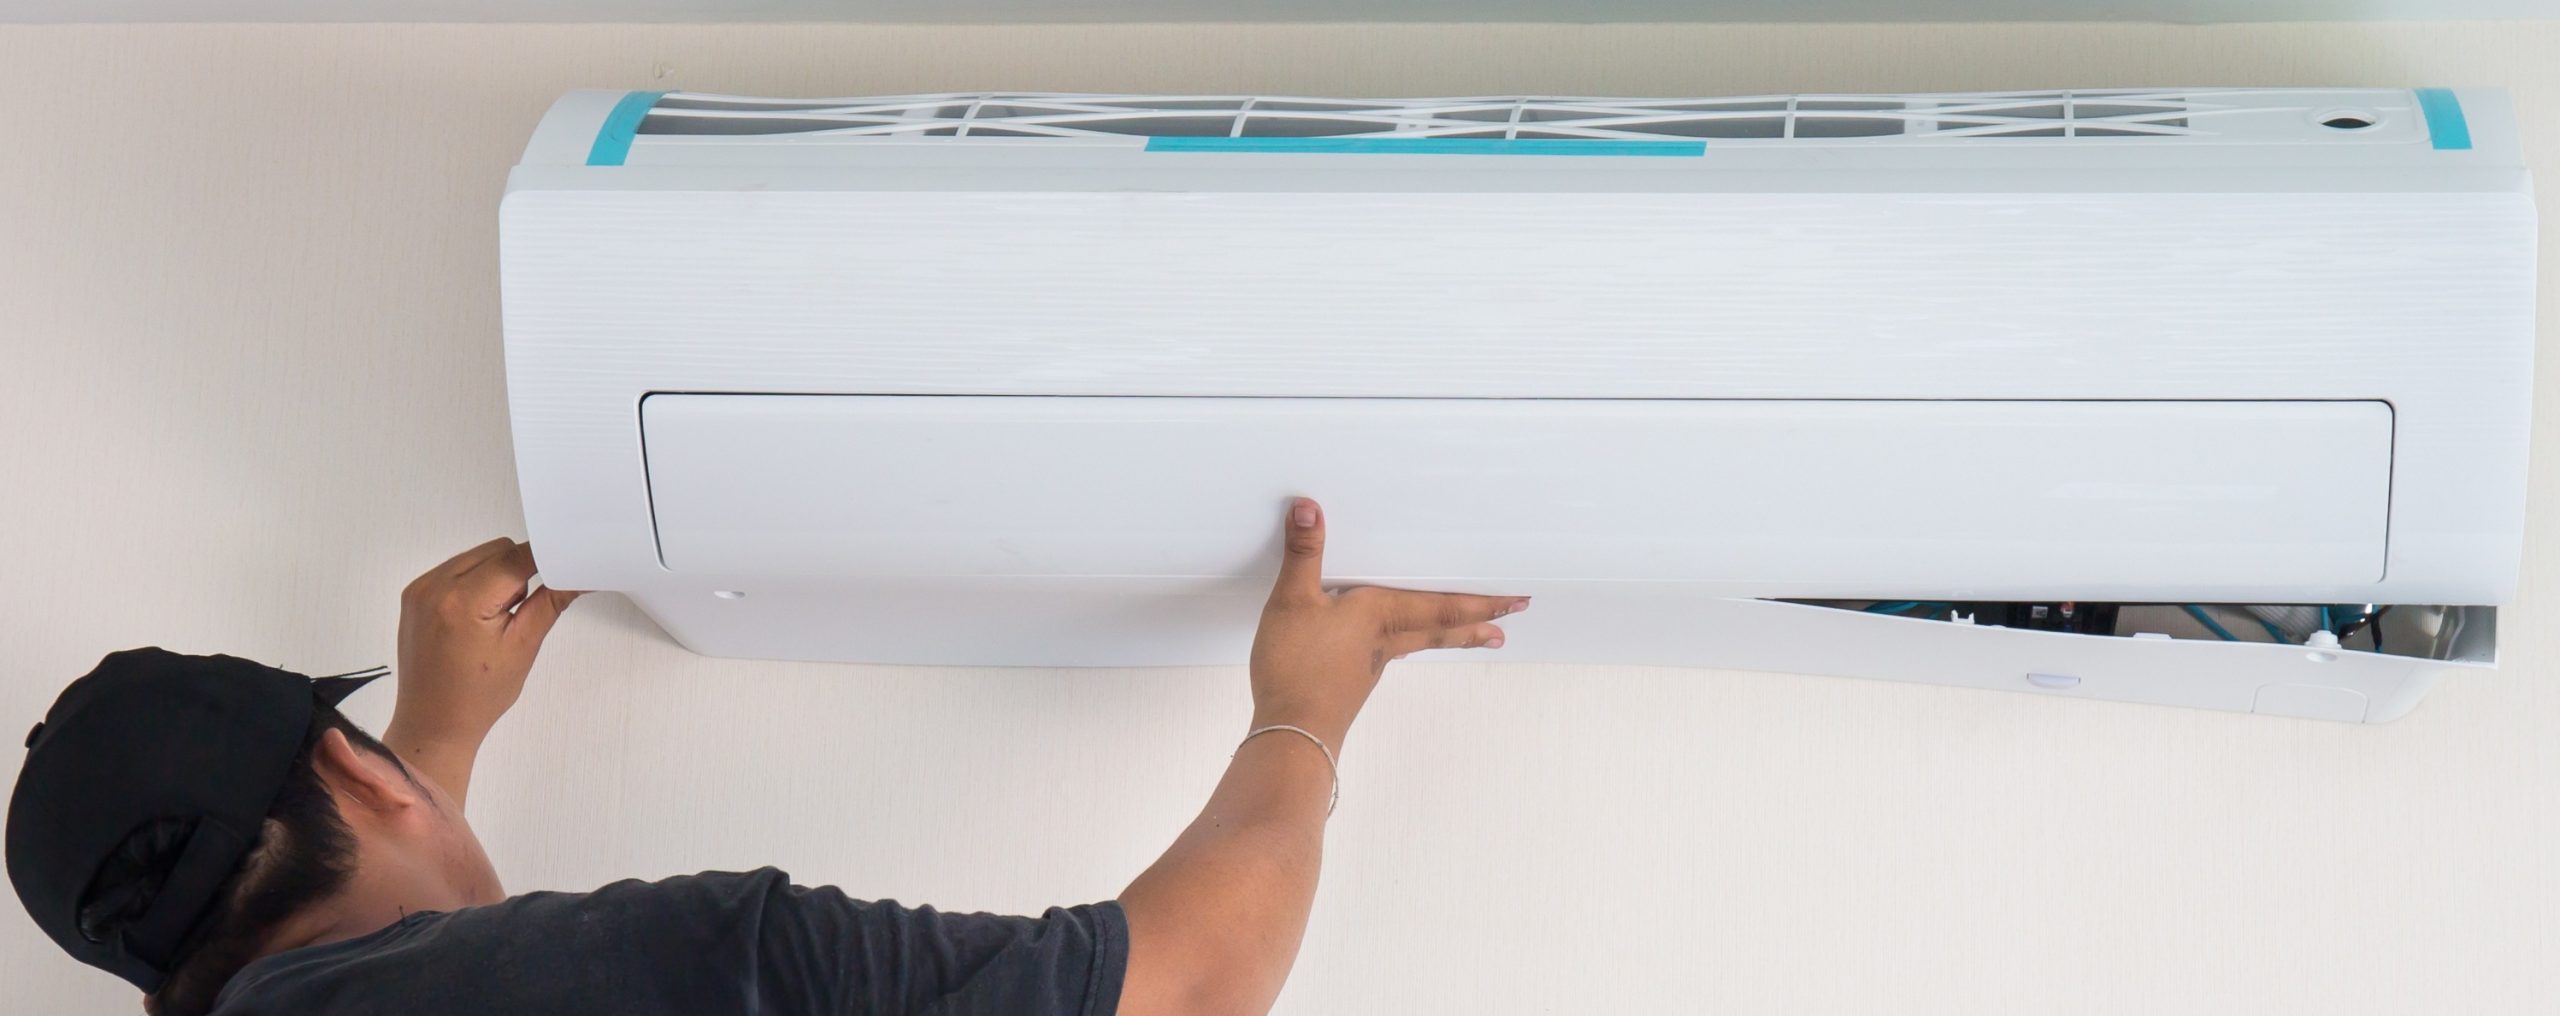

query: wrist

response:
[1248,702,1355,753]
[382,716,487,759]
[1234,723,1341,817]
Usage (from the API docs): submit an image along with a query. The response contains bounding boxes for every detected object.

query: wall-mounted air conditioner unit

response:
[501,88,2533,722]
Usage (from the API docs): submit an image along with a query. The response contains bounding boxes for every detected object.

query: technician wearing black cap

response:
[9,500,1524,1015]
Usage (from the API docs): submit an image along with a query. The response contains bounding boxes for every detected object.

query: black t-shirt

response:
[209,868,1127,1015]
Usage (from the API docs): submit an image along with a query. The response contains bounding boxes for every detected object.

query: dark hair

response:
[81,705,405,1016]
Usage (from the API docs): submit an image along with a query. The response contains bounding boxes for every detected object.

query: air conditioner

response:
[501,88,2534,722]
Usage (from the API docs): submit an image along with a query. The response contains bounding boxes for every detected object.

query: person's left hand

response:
[382,539,580,805]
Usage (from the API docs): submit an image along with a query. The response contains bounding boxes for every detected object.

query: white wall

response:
[2,21,2556,1014]
[14,1,2560,24]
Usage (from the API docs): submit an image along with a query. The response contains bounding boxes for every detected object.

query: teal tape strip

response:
[2414,88,2471,151]
[1143,136,1704,157]
[586,90,669,166]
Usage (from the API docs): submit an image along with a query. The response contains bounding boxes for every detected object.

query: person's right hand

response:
[1246,498,1526,749]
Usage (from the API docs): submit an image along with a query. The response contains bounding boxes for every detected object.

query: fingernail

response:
[1506,598,1531,615]
[1484,636,1505,649]
[1291,502,1317,528]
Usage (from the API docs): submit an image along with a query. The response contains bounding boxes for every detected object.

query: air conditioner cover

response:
[500,88,2533,721]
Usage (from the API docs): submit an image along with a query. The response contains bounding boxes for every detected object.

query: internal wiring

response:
[1829,600,2413,653]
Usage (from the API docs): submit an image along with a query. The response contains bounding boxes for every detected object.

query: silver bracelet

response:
[1238,724,1339,816]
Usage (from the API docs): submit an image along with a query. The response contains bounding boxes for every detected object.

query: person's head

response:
[7,649,502,1015]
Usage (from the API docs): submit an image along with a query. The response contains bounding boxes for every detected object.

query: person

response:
[7,498,1525,1015]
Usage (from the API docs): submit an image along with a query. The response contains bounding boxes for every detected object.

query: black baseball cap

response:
[6,648,383,992]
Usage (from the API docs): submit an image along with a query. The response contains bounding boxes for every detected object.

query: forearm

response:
[386,539,577,814]
[1116,728,1338,1015]
[1113,498,1511,1013]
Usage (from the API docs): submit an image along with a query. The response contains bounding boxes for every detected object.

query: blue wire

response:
[2183,605,2239,642]
[2253,617,2289,643]
[1864,601,1921,614]
[2320,605,2334,634]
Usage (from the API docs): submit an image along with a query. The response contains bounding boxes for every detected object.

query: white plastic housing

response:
[500,89,2534,721]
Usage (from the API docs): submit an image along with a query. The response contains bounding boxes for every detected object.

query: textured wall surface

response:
[1,22,2555,1014]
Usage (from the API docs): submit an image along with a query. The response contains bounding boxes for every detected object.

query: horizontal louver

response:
[635,91,2251,141]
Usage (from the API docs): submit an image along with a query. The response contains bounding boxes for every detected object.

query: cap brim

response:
[309,668,386,707]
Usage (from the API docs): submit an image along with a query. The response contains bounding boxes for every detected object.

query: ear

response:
[310,728,426,814]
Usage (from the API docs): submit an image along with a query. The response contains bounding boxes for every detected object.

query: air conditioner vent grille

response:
[631,91,2296,142]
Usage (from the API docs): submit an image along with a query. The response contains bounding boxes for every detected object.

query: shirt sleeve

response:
[740,868,1129,1016]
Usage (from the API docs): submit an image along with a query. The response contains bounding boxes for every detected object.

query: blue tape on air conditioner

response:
[2414,88,2471,151]
[587,90,671,167]
[1143,136,1705,157]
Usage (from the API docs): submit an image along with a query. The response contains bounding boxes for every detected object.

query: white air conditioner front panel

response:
[641,395,2392,595]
